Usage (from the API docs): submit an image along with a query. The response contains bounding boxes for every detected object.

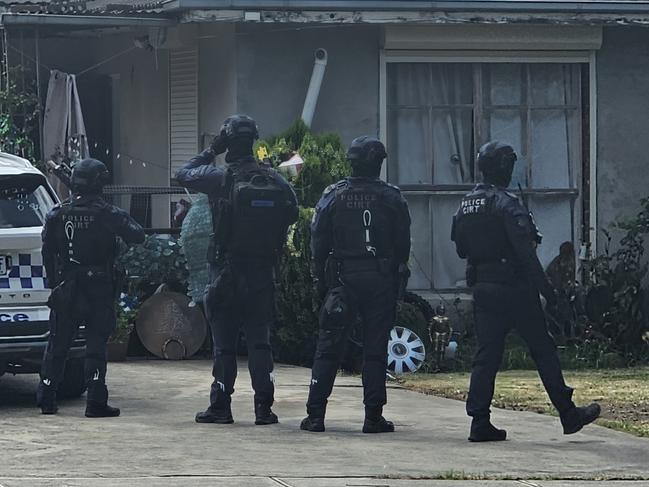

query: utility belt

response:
[467,259,521,286]
[324,256,394,287]
[62,264,112,280]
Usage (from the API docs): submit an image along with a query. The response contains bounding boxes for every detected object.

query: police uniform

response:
[304,167,411,432]
[176,115,298,425]
[452,141,600,441]
[39,175,145,416]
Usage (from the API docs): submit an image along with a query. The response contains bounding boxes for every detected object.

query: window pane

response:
[405,195,432,290]
[531,109,578,189]
[431,109,474,184]
[432,196,466,288]
[483,64,523,106]
[484,109,527,188]
[529,196,574,268]
[430,64,473,106]
[530,64,580,106]
[387,64,431,107]
[387,108,431,184]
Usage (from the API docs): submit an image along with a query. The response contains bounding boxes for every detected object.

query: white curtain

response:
[43,70,89,198]
[387,62,580,289]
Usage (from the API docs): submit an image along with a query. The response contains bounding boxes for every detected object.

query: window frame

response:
[379,49,597,293]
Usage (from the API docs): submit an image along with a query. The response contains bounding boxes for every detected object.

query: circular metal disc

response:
[136,292,207,360]
[387,326,426,375]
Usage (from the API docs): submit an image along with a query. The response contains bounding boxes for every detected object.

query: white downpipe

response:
[301,48,328,128]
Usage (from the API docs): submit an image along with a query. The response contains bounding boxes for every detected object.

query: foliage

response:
[180,194,211,303]
[255,119,351,207]
[117,235,188,300]
[0,66,40,167]
[395,301,428,341]
[262,121,350,364]
[582,196,649,359]
[273,207,320,366]
[111,293,138,344]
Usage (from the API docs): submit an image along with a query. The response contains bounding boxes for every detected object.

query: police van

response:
[0,153,85,397]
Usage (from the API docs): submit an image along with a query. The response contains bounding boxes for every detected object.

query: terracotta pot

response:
[106,341,129,362]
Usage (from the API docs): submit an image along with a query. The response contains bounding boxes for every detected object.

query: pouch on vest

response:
[229,168,288,258]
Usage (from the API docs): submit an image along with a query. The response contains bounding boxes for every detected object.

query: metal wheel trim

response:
[387,326,426,375]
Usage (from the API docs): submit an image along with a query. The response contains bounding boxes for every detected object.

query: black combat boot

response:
[255,403,279,425]
[561,403,601,435]
[36,380,58,415]
[362,407,395,434]
[468,417,507,442]
[195,405,234,424]
[85,402,121,418]
[300,405,326,432]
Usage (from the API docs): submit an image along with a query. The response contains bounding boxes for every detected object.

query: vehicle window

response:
[0,176,55,228]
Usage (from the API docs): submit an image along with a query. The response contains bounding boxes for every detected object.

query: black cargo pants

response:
[466,282,575,419]
[307,261,397,415]
[41,274,116,405]
[204,259,276,410]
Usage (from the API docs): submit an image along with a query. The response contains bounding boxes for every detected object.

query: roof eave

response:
[162,0,649,15]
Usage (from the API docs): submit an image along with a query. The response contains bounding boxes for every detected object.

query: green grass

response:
[400,367,649,438]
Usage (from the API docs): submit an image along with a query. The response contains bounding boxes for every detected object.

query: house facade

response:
[2,0,648,296]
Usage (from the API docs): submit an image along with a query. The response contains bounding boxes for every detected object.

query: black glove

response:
[544,288,559,308]
[315,278,328,301]
[210,133,228,156]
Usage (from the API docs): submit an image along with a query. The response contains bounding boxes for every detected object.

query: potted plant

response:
[107,293,138,362]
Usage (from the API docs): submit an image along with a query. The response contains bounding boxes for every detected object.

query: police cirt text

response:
[340,193,377,210]
[461,198,486,215]
[61,214,95,230]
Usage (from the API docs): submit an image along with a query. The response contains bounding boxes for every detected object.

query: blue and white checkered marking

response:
[0,253,47,290]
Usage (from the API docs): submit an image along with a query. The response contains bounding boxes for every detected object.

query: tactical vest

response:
[211,165,289,259]
[453,188,512,265]
[56,199,115,269]
[331,181,393,260]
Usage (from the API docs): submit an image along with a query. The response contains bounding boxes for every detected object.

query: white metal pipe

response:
[301,48,327,128]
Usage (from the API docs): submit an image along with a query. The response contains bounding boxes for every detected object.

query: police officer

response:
[451,141,600,442]
[38,158,145,416]
[176,115,298,425]
[301,136,411,433]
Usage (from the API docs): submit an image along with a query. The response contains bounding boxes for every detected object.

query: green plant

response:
[117,235,188,300]
[273,207,320,366]
[256,119,351,207]
[111,293,138,344]
[0,66,40,166]
[583,196,649,359]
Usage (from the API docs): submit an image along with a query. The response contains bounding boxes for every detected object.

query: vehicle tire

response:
[58,358,86,399]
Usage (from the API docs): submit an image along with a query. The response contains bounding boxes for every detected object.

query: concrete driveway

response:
[0,360,647,487]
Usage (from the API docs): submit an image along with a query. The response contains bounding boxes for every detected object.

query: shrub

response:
[117,235,188,300]
[583,196,649,360]
[273,207,320,366]
[0,66,40,166]
[256,119,350,207]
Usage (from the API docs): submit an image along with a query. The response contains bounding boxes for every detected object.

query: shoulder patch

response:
[323,183,337,195]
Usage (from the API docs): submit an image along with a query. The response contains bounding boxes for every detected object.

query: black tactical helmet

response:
[347,136,387,174]
[70,158,109,194]
[477,141,517,187]
[220,114,259,142]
